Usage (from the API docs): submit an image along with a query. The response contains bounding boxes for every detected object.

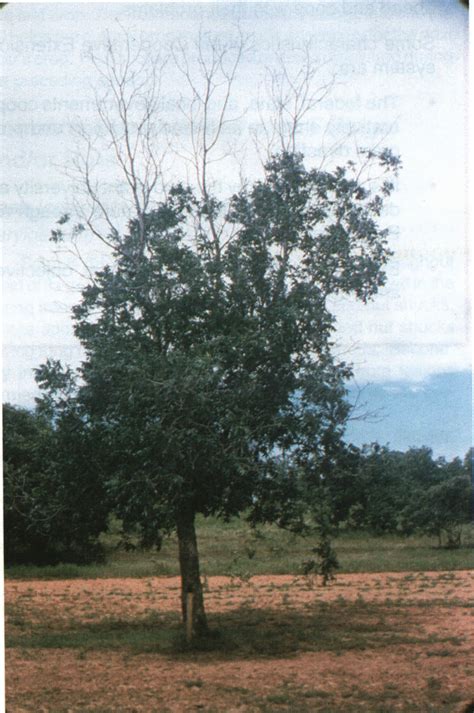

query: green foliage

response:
[327,443,473,547]
[400,471,471,547]
[3,402,109,565]
[36,150,399,555]
[311,514,340,585]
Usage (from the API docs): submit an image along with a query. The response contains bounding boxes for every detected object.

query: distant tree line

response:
[325,443,473,548]
[3,401,472,566]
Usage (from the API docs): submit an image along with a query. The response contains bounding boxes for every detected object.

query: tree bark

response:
[176,508,208,638]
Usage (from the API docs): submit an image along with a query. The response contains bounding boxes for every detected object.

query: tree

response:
[465,447,474,525]
[38,32,401,637]
[327,443,472,547]
[399,453,472,547]
[323,443,407,533]
[3,401,109,565]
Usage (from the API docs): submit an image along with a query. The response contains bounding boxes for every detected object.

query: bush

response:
[3,403,109,566]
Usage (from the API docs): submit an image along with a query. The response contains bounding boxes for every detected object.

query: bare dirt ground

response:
[5,570,474,712]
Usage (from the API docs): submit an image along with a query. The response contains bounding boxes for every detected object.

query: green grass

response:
[5,516,474,580]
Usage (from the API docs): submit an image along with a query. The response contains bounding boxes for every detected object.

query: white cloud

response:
[345,343,471,384]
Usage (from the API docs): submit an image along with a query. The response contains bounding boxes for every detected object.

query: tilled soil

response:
[5,570,474,712]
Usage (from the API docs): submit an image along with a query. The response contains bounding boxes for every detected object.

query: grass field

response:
[6,515,474,580]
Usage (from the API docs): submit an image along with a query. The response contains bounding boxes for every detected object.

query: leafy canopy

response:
[37,150,400,546]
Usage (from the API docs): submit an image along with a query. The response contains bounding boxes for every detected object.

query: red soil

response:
[5,570,474,712]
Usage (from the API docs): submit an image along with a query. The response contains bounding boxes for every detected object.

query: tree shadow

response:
[7,599,443,661]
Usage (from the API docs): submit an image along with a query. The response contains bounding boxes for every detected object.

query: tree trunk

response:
[176,509,208,638]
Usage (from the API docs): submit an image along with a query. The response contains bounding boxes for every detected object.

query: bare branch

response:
[77,24,170,255]
[255,43,337,161]
[172,29,250,264]
[346,380,386,424]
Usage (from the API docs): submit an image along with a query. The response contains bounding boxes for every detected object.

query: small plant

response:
[266,693,291,704]
[302,689,330,699]
[426,676,442,691]
[183,679,204,689]
[302,495,339,585]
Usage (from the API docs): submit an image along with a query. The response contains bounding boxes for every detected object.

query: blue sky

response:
[1,1,471,460]
[346,371,472,460]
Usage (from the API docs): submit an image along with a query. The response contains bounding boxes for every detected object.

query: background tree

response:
[3,399,109,565]
[37,31,401,637]
[326,443,472,547]
[398,452,471,547]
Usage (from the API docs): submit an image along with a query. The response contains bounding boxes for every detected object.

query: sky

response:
[345,371,471,460]
[1,1,471,459]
